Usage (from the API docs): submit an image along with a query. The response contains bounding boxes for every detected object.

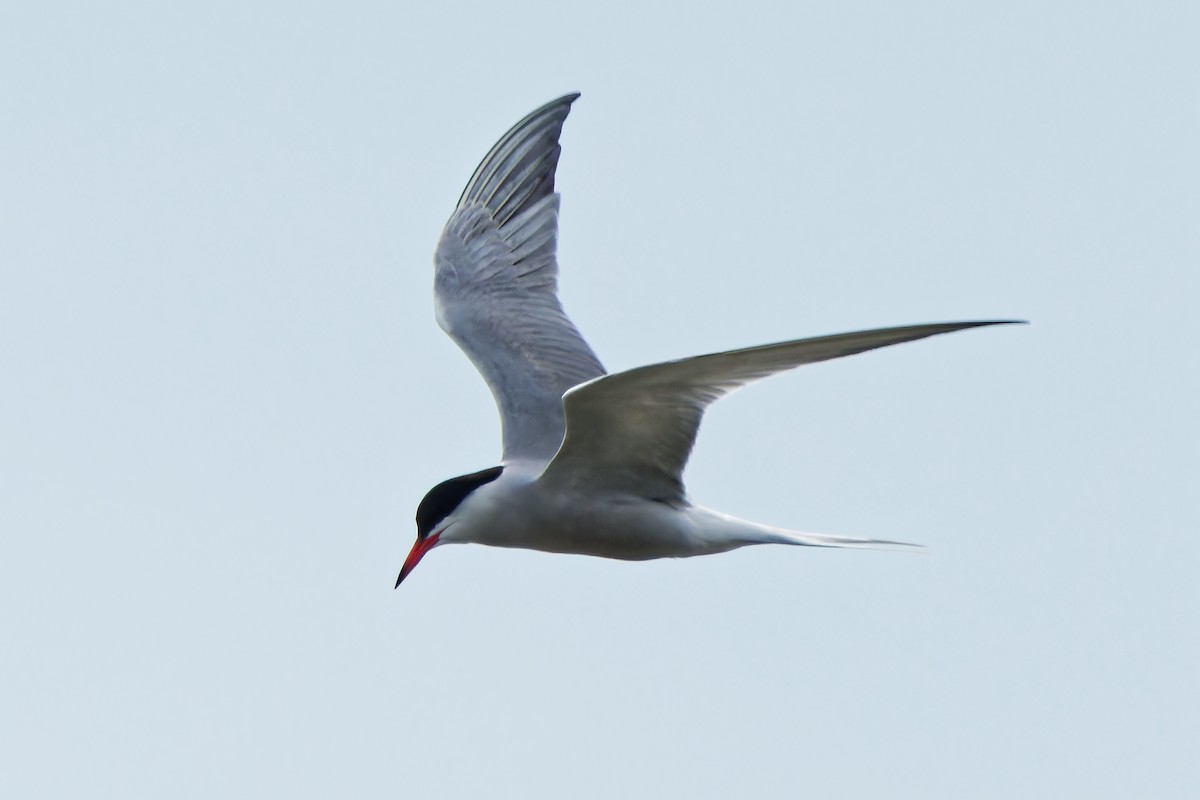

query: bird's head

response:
[395,466,504,587]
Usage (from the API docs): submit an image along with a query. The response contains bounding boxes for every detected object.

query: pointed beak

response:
[395,533,440,588]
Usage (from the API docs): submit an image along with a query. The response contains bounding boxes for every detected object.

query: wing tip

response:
[932,319,1028,331]
[967,319,1029,326]
[455,93,584,213]
[511,92,582,123]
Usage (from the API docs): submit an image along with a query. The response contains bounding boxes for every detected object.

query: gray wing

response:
[542,321,1023,502]
[434,94,605,462]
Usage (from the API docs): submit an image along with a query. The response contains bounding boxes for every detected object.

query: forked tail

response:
[755,528,923,551]
[691,507,922,553]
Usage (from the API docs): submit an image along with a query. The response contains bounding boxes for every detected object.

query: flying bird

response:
[397,93,1020,587]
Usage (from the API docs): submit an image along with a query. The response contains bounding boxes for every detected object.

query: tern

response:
[396,93,1020,587]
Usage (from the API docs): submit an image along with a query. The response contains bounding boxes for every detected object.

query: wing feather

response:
[434,94,605,462]
[543,321,1023,501]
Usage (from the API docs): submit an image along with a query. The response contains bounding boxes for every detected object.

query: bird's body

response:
[434,462,843,561]
[396,93,1020,586]
[440,463,706,560]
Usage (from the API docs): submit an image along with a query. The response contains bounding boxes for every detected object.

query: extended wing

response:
[542,321,1022,502]
[434,94,605,462]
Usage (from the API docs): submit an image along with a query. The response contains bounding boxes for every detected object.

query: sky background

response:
[2,1,1197,797]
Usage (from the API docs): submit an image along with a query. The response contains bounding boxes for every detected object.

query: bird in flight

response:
[397,93,1019,587]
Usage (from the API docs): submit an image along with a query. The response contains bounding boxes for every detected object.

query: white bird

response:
[397,93,1020,587]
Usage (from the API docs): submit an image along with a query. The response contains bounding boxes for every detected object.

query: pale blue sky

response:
[2,1,1197,797]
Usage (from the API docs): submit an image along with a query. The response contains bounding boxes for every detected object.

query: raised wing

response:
[434,94,605,462]
[542,321,1023,502]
